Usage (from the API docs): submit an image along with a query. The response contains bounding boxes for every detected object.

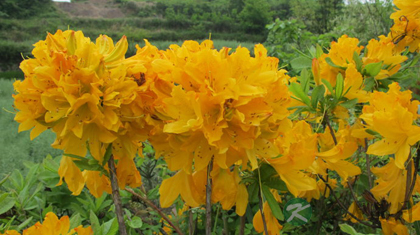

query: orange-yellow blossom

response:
[360,82,420,169]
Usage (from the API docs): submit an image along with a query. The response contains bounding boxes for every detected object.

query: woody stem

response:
[257,167,269,235]
[125,188,184,235]
[206,158,214,235]
[108,155,128,235]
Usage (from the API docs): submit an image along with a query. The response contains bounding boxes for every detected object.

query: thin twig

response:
[364,138,373,189]
[318,175,379,228]
[239,216,246,235]
[206,158,214,235]
[258,189,269,235]
[324,113,337,145]
[125,188,184,235]
[108,155,128,235]
[257,167,269,235]
[189,208,194,235]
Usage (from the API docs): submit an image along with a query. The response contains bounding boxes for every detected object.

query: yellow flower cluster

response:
[14,30,146,196]
[0,212,92,235]
[153,40,292,215]
[315,35,406,103]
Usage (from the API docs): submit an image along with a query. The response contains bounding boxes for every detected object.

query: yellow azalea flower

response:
[316,125,361,183]
[83,170,112,198]
[211,168,237,210]
[318,35,364,86]
[343,202,364,223]
[210,167,248,215]
[361,82,420,169]
[328,35,364,68]
[23,212,69,235]
[159,170,203,208]
[343,64,369,103]
[403,201,420,223]
[312,58,321,86]
[253,202,283,235]
[363,36,407,80]
[116,157,142,189]
[21,212,92,235]
[268,121,318,196]
[370,159,408,214]
[57,156,85,196]
[380,217,409,235]
[72,226,93,235]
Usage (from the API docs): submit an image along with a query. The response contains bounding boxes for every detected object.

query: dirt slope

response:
[54,0,125,18]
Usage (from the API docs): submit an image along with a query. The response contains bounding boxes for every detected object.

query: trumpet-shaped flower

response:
[361,82,420,169]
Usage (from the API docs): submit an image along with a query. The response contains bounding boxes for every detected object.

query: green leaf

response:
[262,185,284,220]
[339,224,358,235]
[311,85,325,109]
[73,159,106,172]
[17,217,33,231]
[289,82,311,107]
[90,210,102,235]
[325,57,346,70]
[299,69,311,93]
[353,51,363,72]
[102,144,113,166]
[364,62,383,77]
[316,44,323,58]
[340,98,358,109]
[247,182,259,203]
[103,218,119,235]
[365,129,381,138]
[321,79,334,94]
[69,213,82,230]
[363,77,376,91]
[290,56,312,71]
[0,173,10,187]
[127,216,143,229]
[414,221,420,235]
[64,153,86,161]
[335,73,344,99]
[0,194,15,215]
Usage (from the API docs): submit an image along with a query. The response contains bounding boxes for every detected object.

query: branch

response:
[108,155,128,235]
[324,113,337,145]
[206,158,214,235]
[125,188,184,235]
[318,175,379,229]
[364,138,373,189]
[257,167,269,235]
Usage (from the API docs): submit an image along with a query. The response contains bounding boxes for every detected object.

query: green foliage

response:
[238,0,272,35]
[0,0,54,19]
[330,0,393,45]
[264,18,337,71]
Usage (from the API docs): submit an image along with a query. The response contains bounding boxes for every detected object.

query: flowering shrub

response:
[9,0,420,234]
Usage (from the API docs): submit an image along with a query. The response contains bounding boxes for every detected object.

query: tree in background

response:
[290,0,344,34]
[238,0,272,35]
[0,0,52,18]
[331,0,393,44]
